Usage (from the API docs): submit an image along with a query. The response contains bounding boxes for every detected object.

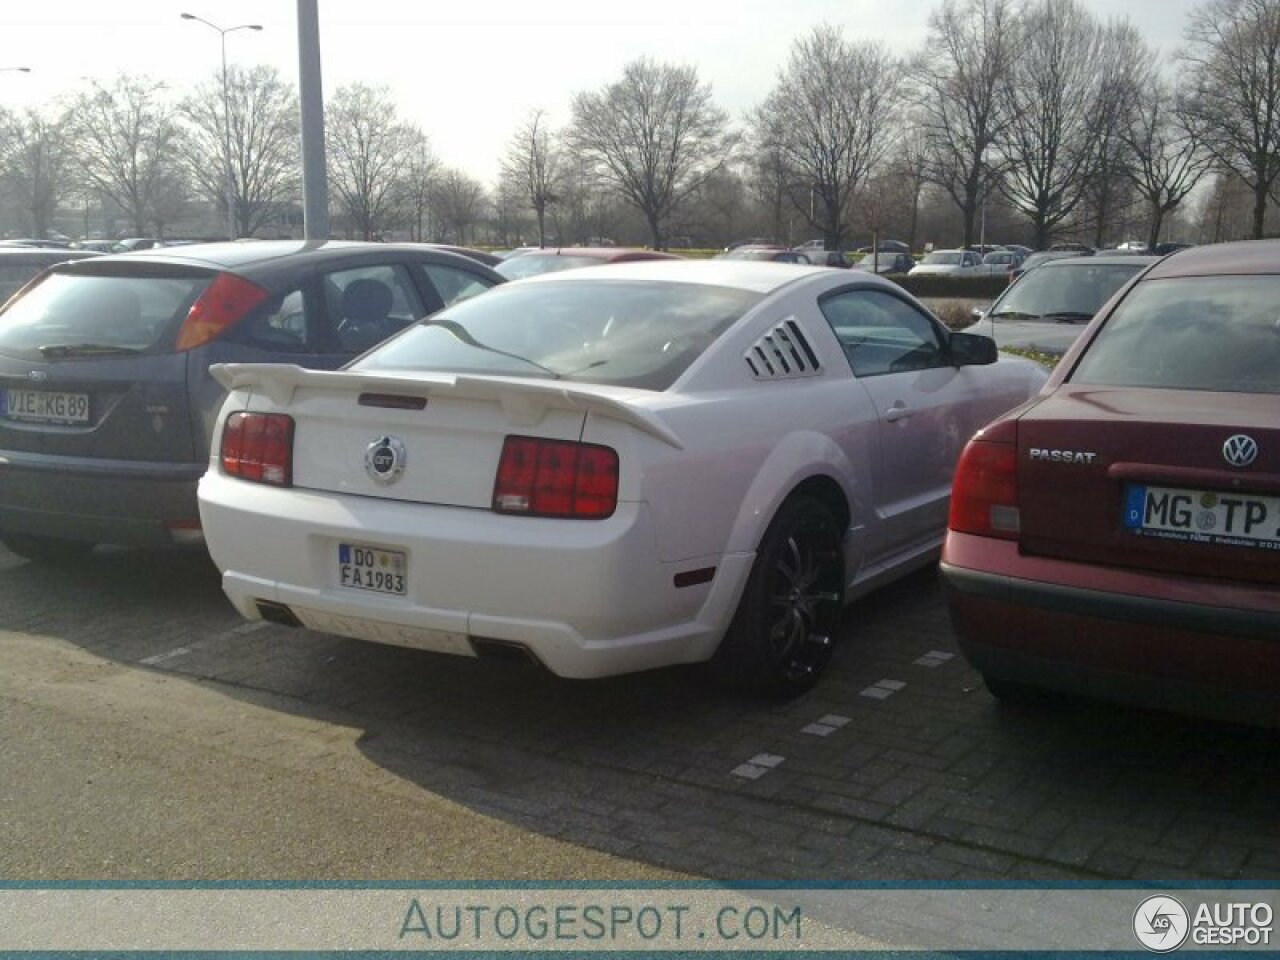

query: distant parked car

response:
[418,244,503,268]
[717,246,812,264]
[0,241,503,561]
[908,249,983,277]
[112,237,164,253]
[965,254,1158,356]
[0,247,102,304]
[197,260,1046,696]
[975,249,1025,277]
[1153,242,1195,256]
[496,247,680,280]
[855,240,911,255]
[942,239,1280,726]
[853,252,914,275]
[1008,249,1091,283]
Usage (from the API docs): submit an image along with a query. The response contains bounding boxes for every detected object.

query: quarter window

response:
[819,289,947,378]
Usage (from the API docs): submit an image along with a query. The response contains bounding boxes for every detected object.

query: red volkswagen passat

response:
[941,240,1280,726]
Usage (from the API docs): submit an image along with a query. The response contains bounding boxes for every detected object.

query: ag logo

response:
[1134,895,1190,952]
[364,435,407,485]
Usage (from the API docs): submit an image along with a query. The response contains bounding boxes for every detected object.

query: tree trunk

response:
[647,212,663,250]
[536,205,546,247]
[1146,199,1164,252]
[1253,181,1268,240]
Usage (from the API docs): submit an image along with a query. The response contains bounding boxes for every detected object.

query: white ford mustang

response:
[198,261,1046,695]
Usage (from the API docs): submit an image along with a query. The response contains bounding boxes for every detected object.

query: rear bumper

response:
[940,532,1280,723]
[198,472,752,679]
[0,449,206,547]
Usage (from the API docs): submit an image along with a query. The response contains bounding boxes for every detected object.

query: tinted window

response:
[820,289,946,377]
[232,288,311,353]
[324,264,423,354]
[354,279,760,390]
[1071,276,1280,394]
[0,271,209,358]
[922,251,963,265]
[418,263,494,308]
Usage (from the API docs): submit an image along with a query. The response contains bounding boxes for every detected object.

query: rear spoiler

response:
[209,363,683,450]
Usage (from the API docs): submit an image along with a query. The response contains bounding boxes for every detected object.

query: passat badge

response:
[365,435,407,484]
[1223,434,1258,469]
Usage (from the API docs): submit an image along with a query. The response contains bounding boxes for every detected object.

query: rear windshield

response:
[1070,276,1280,394]
[495,255,603,280]
[0,269,211,359]
[352,278,761,390]
[922,251,962,265]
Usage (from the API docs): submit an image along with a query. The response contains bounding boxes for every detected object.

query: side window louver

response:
[744,318,822,380]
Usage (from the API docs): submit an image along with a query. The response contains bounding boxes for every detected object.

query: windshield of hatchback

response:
[988,262,1146,323]
[922,251,962,265]
[0,269,211,359]
[495,254,604,280]
[1070,276,1280,394]
[353,279,761,390]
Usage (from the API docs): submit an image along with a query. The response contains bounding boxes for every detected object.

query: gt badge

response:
[365,435,407,485]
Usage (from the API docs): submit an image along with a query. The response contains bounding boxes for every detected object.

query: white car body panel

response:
[199,262,1046,679]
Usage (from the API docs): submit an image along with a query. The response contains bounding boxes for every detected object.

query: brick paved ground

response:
[1,545,1277,882]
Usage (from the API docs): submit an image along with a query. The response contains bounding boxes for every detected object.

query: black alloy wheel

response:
[715,495,844,697]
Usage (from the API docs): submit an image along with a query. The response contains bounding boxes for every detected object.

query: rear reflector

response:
[176,272,271,351]
[220,412,294,486]
[492,436,619,519]
[949,421,1020,540]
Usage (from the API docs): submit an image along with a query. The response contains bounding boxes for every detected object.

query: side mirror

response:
[950,330,998,366]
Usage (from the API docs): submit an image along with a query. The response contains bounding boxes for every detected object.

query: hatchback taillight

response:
[220,412,294,486]
[949,421,1020,540]
[176,272,270,351]
[492,436,619,519]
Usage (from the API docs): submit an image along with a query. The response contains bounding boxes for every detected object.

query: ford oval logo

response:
[364,435,407,484]
[1222,434,1259,469]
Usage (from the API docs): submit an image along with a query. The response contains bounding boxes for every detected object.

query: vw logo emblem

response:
[1223,434,1259,469]
[27,370,47,382]
[364,435,407,484]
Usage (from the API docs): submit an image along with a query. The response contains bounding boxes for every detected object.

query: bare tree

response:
[997,0,1106,249]
[571,57,735,248]
[912,0,1017,249]
[431,168,488,245]
[69,76,182,236]
[753,26,901,249]
[179,65,299,238]
[746,121,790,244]
[396,130,439,242]
[1182,0,1280,238]
[327,83,417,240]
[0,106,73,239]
[896,115,932,253]
[502,109,563,247]
[1124,82,1215,248]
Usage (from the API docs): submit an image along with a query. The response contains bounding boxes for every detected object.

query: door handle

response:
[885,403,912,423]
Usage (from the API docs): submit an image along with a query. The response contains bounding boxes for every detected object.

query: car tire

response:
[1,534,94,564]
[714,495,844,698]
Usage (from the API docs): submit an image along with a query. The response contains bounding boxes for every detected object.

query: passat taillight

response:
[949,420,1020,540]
[220,412,294,486]
[492,436,619,519]
[176,272,271,351]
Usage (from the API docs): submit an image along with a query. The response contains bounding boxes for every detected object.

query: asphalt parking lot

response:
[1,543,1277,882]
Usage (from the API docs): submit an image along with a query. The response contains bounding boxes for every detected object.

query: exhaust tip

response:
[254,600,302,628]
[471,637,542,667]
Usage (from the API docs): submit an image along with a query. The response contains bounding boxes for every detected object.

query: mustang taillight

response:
[175,272,271,351]
[220,412,294,486]
[492,436,619,519]
[949,421,1020,540]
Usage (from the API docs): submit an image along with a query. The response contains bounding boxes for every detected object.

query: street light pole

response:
[180,13,262,241]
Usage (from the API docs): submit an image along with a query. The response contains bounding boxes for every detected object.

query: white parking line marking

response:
[139,646,192,666]
[817,714,851,728]
[860,679,906,699]
[731,753,786,779]
[803,723,837,737]
[914,650,956,667]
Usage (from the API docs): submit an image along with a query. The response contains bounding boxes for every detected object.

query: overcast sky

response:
[2,0,1204,184]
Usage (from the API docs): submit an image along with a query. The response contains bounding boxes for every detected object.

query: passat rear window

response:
[1070,276,1280,394]
[0,269,212,359]
[353,278,760,390]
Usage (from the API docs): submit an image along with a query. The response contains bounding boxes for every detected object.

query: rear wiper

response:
[1043,311,1094,324]
[38,343,143,358]
[988,310,1041,321]
[428,319,562,379]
